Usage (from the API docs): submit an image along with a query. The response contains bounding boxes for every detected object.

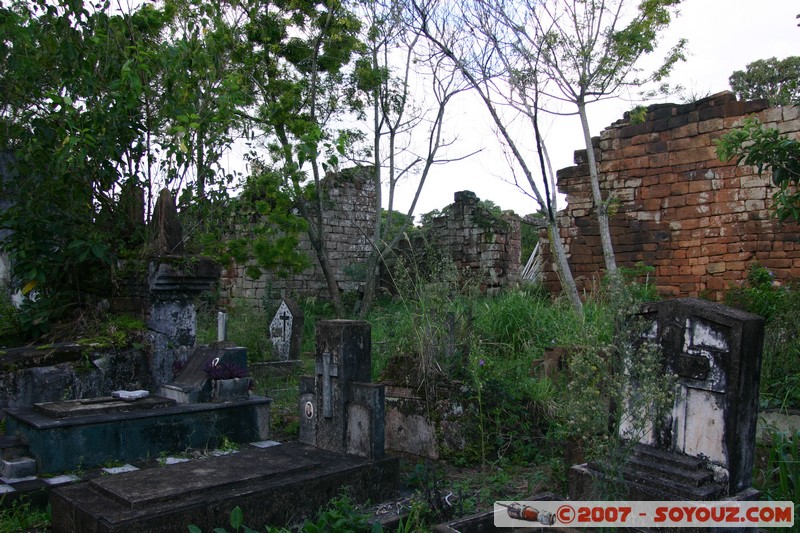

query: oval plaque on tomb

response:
[304,401,314,419]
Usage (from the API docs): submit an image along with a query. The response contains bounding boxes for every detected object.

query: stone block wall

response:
[221,167,377,306]
[540,92,800,300]
[427,191,521,294]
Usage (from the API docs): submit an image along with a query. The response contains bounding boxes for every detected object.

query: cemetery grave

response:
[0,197,792,532]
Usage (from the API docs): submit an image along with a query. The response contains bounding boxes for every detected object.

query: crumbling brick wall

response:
[221,167,377,306]
[541,92,800,300]
[426,191,521,294]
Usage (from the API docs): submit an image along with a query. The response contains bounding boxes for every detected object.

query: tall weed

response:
[726,263,800,409]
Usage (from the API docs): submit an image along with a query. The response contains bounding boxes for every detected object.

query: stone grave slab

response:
[569,298,764,505]
[95,451,316,509]
[50,442,399,533]
[270,298,304,361]
[33,396,174,419]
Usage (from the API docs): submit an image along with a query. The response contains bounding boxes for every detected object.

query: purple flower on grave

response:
[479,359,485,367]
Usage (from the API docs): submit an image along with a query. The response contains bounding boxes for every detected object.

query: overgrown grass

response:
[754,431,800,519]
[725,263,800,410]
[0,497,50,533]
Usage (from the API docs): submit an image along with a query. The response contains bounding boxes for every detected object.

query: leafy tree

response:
[716,117,800,223]
[729,57,800,107]
[521,0,686,279]
[412,0,585,311]
[238,0,364,317]
[0,0,172,335]
[349,0,471,317]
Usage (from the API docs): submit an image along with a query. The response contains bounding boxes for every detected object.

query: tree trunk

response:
[547,221,582,313]
[578,100,618,278]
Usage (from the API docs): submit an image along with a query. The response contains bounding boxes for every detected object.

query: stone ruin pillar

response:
[145,189,219,387]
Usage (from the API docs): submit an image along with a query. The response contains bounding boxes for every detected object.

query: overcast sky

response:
[389,0,799,219]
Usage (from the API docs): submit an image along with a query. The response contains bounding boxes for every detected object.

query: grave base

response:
[50,442,399,533]
[569,463,760,532]
[5,397,270,473]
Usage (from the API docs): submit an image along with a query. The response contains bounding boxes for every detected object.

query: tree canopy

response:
[729,56,800,107]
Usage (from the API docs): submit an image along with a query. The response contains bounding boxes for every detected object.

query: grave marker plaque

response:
[270,299,304,361]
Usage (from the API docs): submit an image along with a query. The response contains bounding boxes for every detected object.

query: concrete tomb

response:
[569,298,765,502]
[50,441,398,533]
[49,320,398,532]
[6,341,265,473]
[300,320,386,459]
[269,298,304,361]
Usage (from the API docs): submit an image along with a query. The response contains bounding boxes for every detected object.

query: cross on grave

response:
[315,351,339,419]
[270,299,304,361]
[280,311,290,337]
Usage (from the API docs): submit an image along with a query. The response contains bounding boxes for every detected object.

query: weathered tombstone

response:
[569,298,765,503]
[270,298,304,361]
[299,320,385,459]
[146,258,220,386]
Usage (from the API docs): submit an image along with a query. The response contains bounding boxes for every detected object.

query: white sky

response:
[388,0,800,219]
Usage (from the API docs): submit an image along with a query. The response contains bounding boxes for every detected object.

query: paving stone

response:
[250,440,281,448]
[162,457,191,465]
[43,474,80,486]
[102,464,139,475]
[0,475,36,484]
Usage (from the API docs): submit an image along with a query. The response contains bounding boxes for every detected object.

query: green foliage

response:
[0,497,50,533]
[754,431,800,518]
[197,302,272,361]
[725,263,800,409]
[729,56,800,107]
[716,117,800,222]
[188,495,381,533]
[227,168,312,279]
[520,212,545,262]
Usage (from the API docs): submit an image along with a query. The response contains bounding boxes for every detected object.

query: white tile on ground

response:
[210,449,239,457]
[102,464,139,475]
[250,440,281,448]
[0,476,36,484]
[163,457,191,465]
[43,474,80,486]
[0,484,15,494]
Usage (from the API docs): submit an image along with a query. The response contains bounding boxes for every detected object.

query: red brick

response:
[670,182,690,195]
[619,155,651,171]
[702,243,728,256]
[650,184,673,198]
[685,192,712,206]
[688,180,713,193]
[716,189,740,202]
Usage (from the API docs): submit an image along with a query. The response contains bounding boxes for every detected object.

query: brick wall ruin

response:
[425,191,521,294]
[222,180,522,306]
[541,92,800,300]
[221,167,377,306]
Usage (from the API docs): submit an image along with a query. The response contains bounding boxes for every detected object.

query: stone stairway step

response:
[625,454,714,487]
[633,443,706,470]
[621,466,725,500]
